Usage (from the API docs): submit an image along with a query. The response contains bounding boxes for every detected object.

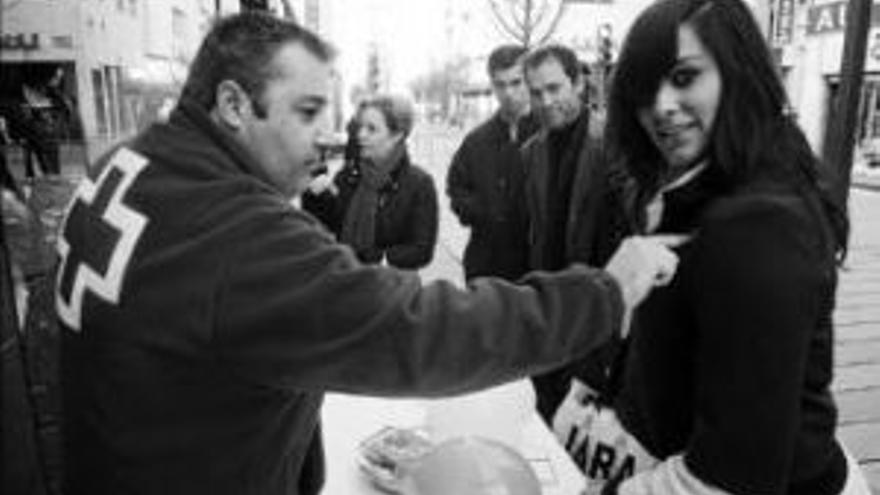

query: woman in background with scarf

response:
[303,94,438,270]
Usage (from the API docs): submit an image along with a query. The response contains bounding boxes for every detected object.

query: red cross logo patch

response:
[56,147,149,331]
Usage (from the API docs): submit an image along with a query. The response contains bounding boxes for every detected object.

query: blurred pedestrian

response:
[446,44,539,281]
[16,65,68,176]
[0,116,24,202]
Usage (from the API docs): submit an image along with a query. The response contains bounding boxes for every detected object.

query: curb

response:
[851,179,880,192]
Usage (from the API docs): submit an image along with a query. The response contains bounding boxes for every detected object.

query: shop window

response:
[92,69,108,136]
[862,81,880,140]
[103,66,121,137]
[851,77,880,167]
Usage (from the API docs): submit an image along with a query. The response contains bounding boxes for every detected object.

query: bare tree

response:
[486,0,568,48]
[410,57,470,120]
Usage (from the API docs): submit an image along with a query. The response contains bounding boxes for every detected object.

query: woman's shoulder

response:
[702,181,813,227]
[401,162,435,185]
[696,181,832,259]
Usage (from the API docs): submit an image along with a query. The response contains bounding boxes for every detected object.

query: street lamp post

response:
[596,23,613,109]
[824,0,873,206]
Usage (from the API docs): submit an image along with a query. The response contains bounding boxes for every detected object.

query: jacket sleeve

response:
[446,136,482,226]
[386,173,439,269]
[618,455,732,494]
[214,196,624,398]
[684,197,830,494]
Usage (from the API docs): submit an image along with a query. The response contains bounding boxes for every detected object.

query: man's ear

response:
[213,80,252,130]
[573,73,586,98]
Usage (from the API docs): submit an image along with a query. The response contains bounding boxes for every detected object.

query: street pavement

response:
[409,123,470,286]
[835,188,880,492]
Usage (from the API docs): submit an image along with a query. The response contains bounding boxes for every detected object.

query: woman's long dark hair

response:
[607,0,849,257]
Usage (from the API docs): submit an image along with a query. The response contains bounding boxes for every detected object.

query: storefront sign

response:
[807,1,880,35]
[0,33,40,51]
[870,33,880,61]
[773,0,795,46]
[51,35,74,49]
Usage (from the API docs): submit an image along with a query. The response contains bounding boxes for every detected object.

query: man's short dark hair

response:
[180,12,335,118]
[486,44,527,77]
[524,44,581,82]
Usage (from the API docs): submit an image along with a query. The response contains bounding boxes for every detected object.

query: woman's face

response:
[357,106,403,163]
[637,24,722,178]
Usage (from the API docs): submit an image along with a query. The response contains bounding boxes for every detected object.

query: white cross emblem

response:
[56,147,149,331]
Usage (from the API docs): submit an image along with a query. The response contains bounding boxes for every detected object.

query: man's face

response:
[491,64,529,120]
[526,57,584,130]
[238,42,332,197]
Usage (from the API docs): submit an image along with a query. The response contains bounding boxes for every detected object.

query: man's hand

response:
[307,173,338,196]
[604,235,689,312]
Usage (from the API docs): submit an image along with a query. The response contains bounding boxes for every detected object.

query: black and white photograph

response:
[2,0,879,493]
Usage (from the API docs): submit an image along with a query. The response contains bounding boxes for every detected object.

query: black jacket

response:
[615,172,846,494]
[446,112,540,280]
[303,154,438,270]
[522,112,623,272]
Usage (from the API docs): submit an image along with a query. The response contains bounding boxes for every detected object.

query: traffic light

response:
[597,23,613,66]
[367,46,381,94]
[240,0,269,12]
[600,36,612,65]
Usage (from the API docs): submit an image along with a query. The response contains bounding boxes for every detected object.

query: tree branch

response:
[507,0,528,36]
[536,1,567,46]
[521,0,533,46]
[533,0,550,28]
[487,0,528,45]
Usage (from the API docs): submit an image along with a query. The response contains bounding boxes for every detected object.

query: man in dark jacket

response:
[522,45,629,422]
[57,13,678,495]
[446,44,540,281]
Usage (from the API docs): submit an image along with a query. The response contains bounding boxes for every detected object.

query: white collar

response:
[660,162,708,195]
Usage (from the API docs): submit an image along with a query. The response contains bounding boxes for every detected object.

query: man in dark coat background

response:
[446,44,540,281]
[522,44,630,423]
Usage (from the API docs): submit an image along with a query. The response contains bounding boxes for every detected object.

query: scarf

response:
[340,142,407,254]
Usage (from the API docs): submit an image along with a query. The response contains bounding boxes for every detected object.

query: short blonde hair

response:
[358,94,415,137]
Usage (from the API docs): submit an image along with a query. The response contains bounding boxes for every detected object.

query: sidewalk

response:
[835,189,880,492]
[852,166,880,192]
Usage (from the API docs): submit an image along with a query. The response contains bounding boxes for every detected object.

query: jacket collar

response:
[491,111,540,146]
[154,98,278,191]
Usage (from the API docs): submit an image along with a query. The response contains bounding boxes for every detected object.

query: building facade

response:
[0,0,295,164]
[771,0,880,166]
